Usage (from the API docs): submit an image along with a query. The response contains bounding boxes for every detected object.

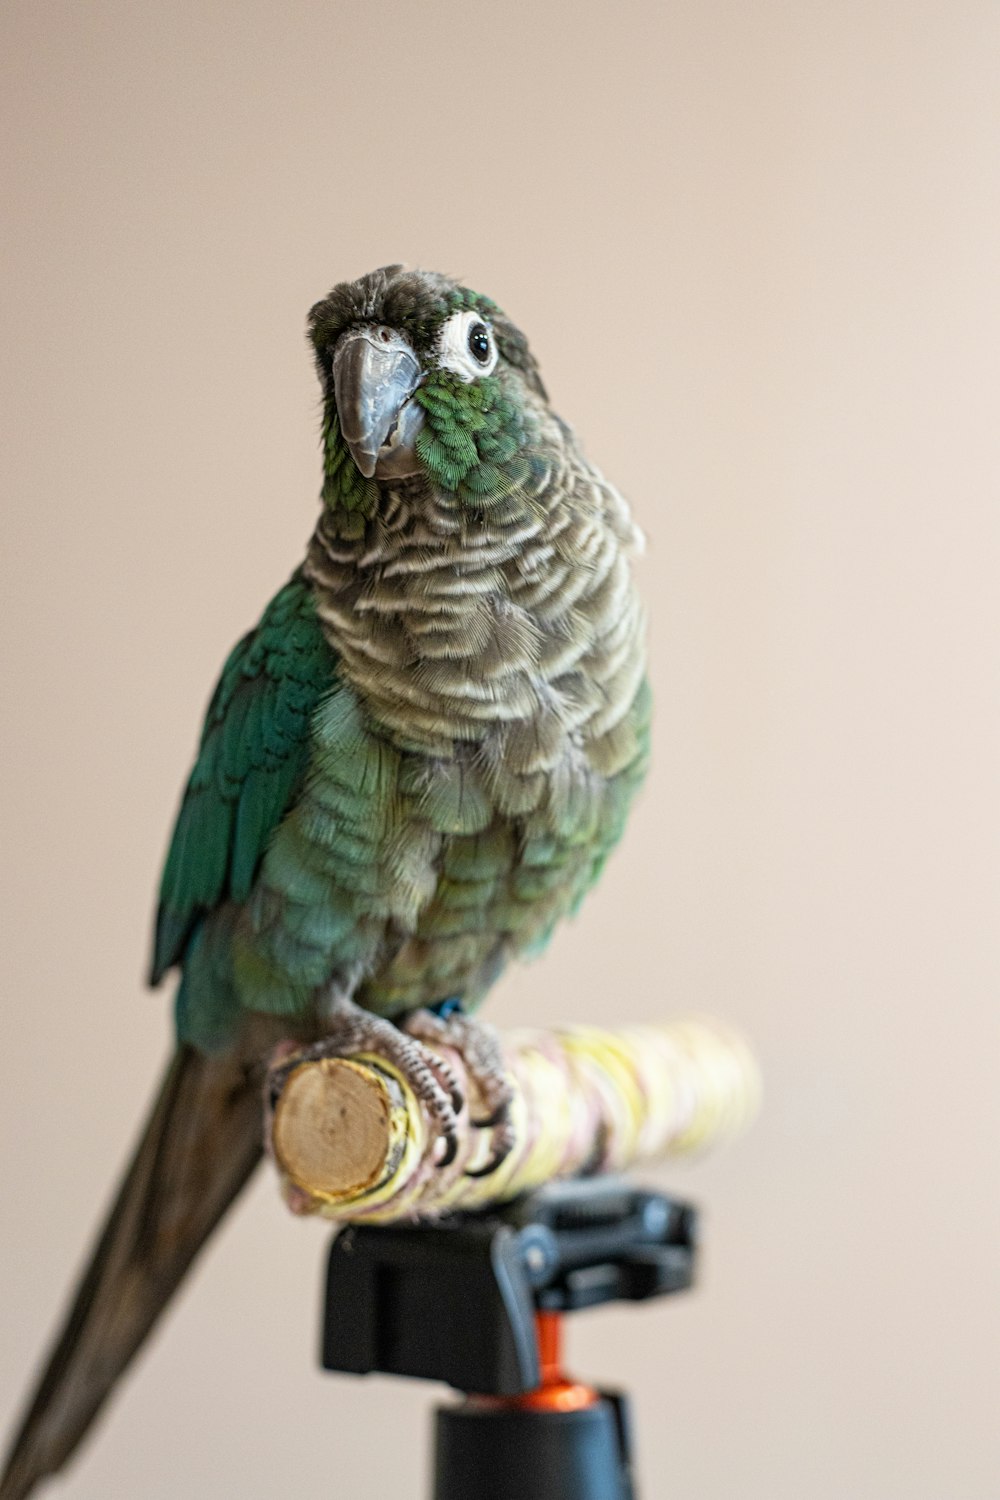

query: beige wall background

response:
[2,3,998,1497]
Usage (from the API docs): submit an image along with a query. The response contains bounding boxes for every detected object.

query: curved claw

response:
[463,1133,515,1179]
[470,1102,509,1131]
[437,1130,459,1170]
[464,1106,515,1178]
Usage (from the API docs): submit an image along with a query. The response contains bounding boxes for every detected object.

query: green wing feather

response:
[151,572,336,983]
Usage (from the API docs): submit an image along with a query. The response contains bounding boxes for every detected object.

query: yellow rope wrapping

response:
[269,1016,760,1224]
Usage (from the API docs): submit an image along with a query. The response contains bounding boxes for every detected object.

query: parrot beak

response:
[332,327,424,479]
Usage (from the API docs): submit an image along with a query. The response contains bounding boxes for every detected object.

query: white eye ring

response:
[436,309,499,382]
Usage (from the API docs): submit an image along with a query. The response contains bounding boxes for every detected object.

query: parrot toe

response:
[404,1007,514,1175]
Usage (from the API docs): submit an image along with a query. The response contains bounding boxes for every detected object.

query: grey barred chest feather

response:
[227,403,649,1024]
[306,400,644,755]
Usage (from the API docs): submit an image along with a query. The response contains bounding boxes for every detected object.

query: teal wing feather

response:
[151,572,336,984]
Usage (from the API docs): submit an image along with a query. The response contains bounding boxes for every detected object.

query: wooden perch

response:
[265,1018,759,1224]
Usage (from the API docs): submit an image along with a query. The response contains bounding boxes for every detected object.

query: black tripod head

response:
[320,1179,697,1499]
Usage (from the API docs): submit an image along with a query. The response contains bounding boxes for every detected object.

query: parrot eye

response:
[468,323,491,363]
[436,309,499,382]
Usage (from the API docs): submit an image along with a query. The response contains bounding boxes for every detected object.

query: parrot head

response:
[308,266,547,517]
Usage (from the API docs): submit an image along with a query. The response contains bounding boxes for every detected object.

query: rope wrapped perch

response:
[265,1018,759,1223]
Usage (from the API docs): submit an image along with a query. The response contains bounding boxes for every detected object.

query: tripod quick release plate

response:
[321,1178,697,1396]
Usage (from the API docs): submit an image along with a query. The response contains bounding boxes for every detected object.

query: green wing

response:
[151,572,336,984]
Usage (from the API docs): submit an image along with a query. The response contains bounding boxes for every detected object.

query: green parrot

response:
[1,266,650,1499]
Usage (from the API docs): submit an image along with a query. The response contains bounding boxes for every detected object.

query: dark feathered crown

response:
[308,265,545,399]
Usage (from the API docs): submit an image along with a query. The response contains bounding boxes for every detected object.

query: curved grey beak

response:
[332,327,422,479]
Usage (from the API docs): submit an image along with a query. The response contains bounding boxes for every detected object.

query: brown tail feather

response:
[0,1044,264,1500]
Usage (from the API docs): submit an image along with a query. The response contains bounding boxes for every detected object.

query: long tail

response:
[0,1044,264,1500]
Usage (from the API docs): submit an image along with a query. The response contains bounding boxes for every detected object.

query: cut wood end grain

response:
[271,1058,395,1200]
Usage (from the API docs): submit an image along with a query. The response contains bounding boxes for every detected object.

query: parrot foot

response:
[270,1001,465,1168]
[405,1008,515,1176]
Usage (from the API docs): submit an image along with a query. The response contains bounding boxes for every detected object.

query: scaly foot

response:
[404,1007,515,1175]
